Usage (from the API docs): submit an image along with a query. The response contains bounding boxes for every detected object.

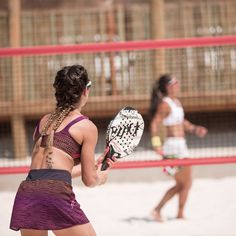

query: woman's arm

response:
[183,119,196,133]
[150,102,170,136]
[184,119,208,137]
[79,121,100,187]
[78,120,114,187]
[150,102,170,153]
[71,153,115,183]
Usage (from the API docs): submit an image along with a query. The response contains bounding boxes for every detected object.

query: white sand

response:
[1,177,236,236]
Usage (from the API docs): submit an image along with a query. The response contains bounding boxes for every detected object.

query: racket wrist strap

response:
[151,136,162,148]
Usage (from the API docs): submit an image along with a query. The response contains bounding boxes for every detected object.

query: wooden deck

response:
[1,0,236,160]
[1,92,236,121]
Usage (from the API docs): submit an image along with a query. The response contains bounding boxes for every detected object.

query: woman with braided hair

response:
[149,74,207,222]
[10,65,115,236]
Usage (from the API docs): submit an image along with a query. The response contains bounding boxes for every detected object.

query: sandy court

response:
[1,142,236,236]
[1,175,236,236]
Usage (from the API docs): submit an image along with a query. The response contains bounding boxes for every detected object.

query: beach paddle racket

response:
[101,106,144,171]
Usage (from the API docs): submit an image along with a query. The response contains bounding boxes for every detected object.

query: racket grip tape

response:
[101,149,112,171]
[101,162,109,171]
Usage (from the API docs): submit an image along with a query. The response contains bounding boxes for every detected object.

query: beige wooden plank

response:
[151,0,166,76]
[1,90,236,119]
[106,6,117,95]
[9,0,28,159]
[98,9,107,96]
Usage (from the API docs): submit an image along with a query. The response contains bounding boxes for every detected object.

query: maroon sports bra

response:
[34,116,88,160]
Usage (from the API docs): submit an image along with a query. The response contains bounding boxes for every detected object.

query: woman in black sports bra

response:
[10,65,116,236]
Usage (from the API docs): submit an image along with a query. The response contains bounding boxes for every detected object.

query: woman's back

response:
[31,112,90,171]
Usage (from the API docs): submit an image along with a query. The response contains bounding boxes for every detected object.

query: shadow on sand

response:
[122,216,183,223]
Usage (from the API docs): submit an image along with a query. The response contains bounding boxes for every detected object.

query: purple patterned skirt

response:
[10,169,89,231]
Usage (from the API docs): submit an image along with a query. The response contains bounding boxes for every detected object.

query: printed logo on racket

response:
[109,121,143,140]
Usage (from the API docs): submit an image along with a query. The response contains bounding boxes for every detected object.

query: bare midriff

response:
[166,124,185,137]
[30,144,74,172]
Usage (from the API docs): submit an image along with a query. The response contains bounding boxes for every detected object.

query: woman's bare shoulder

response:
[70,117,98,135]
[159,100,171,111]
[40,113,51,122]
[36,113,51,130]
[80,118,97,132]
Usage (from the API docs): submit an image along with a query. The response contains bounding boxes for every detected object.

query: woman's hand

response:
[95,147,117,185]
[195,126,208,138]
[96,147,117,170]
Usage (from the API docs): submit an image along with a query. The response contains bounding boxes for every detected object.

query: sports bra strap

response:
[33,121,41,142]
[35,121,40,134]
[60,115,88,132]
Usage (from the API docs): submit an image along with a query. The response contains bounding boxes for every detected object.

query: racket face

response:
[106,106,144,159]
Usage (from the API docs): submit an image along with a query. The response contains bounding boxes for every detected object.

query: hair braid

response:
[52,106,73,132]
[41,111,58,136]
[41,106,73,168]
[149,74,173,121]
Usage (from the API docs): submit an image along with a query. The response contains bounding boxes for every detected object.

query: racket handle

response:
[101,149,112,171]
[101,162,109,171]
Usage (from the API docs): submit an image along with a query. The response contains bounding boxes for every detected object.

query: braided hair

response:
[40,65,90,163]
[149,74,173,121]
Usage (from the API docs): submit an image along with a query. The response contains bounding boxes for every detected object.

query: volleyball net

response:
[0,35,236,174]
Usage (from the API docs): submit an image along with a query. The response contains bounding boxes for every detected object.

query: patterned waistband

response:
[26,169,72,185]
